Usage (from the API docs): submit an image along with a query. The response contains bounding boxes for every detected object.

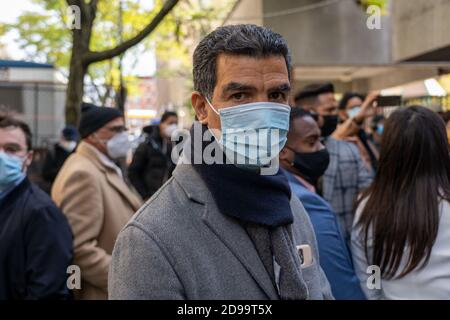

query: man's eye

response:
[269,92,284,100]
[5,147,19,153]
[231,92,245,100]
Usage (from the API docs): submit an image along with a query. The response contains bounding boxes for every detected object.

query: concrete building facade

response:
[0,60,66,147]
[224,0,450,96]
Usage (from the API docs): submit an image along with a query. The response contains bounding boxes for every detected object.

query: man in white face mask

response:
[52,103,142,300]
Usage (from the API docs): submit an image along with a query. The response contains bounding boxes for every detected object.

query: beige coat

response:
[52,141,142,300]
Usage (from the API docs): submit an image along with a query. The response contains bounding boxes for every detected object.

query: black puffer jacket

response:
[128,126,175,200]
[42,143,73,184]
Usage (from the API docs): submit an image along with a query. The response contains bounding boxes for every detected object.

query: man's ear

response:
[84,134,100,150]
[279,147,290,162]
[317,114,325,128]
[191,91,208,125]
[84,134,94,144]
[279,147,294,170]
[24,150,34,171]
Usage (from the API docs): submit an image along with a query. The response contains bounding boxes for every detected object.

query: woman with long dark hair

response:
[351,106,450,299]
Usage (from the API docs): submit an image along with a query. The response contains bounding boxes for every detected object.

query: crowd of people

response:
[1,24,450,300]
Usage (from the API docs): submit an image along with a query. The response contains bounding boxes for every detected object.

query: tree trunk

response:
[65,48,86,126]
[64,0,180,125]
[64,0,93,126]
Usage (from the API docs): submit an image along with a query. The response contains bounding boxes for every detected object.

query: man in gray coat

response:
[109,24,333,300]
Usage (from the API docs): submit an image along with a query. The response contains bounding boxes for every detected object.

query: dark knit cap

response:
[62,125,80,142]
[78,102,123,138]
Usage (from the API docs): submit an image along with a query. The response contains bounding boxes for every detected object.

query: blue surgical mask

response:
[206,98,290,167]
[347,106,361,119]
[0,152,26,192]
[376,124,384,135]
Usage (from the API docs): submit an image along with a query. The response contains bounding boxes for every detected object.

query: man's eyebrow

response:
[222,82,256,94]
[2,142,21,149]
[268,83,291,93]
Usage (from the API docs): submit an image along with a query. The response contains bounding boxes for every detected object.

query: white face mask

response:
[60,140,77,152]
[347,106,361,119]
[163,124,178,138]
[106,132,131,159]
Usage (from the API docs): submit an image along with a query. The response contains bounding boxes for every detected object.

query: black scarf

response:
[186,123,310,299]
[188,123,293,227]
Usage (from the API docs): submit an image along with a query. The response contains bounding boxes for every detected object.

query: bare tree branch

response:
[87,72,103,103]
[83,0,179,65]
[101,85,112,106]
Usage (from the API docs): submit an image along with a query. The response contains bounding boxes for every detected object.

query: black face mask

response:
[289,148,330,185]
[321,115,339,137]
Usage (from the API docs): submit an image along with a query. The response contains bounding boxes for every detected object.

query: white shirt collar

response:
[84,143,123,179]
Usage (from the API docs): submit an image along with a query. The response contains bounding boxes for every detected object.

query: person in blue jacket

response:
[0,115,73,299]
[279,108,366,300]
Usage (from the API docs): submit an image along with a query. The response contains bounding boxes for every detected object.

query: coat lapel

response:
[202,196,280,300]
[77,142,142,211]
[173,164,279,300]
[105,172,142,211]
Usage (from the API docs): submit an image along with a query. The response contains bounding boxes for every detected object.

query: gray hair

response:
[193,24,292,100]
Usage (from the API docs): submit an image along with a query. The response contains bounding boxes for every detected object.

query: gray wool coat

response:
[108,163,333,300]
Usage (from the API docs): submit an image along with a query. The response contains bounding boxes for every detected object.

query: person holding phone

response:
[338,92,379,172]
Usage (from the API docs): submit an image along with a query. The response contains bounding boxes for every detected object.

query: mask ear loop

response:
[21,153,28,172]
[203,96,223,143]
[204,97,219,115]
